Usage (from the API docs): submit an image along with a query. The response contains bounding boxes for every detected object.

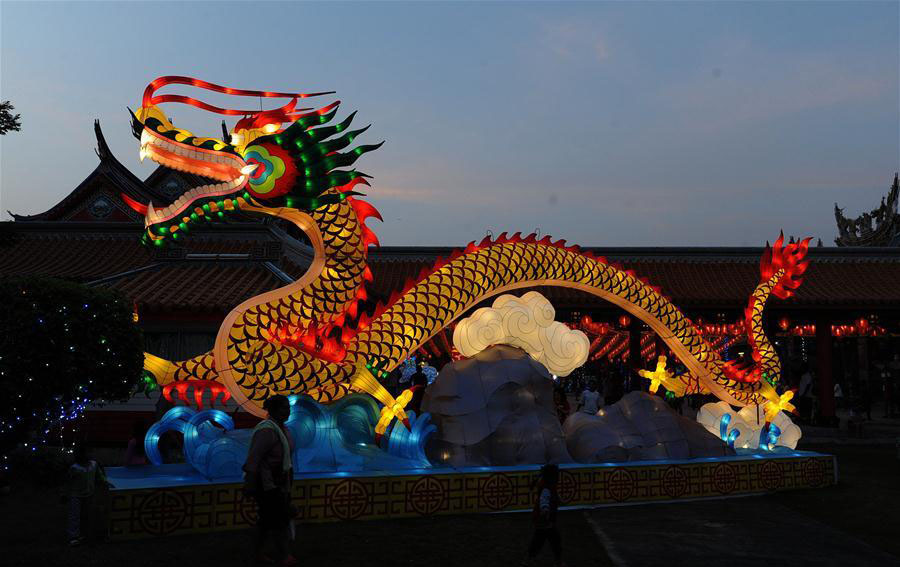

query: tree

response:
[0,277,144,454]
[0,101,21,135]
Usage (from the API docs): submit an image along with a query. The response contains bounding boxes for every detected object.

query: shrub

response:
[0,277,144,455]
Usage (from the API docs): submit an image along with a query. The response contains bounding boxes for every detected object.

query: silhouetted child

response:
[125,419,148,465]
[522,464,566,567]
[62,446,110,546]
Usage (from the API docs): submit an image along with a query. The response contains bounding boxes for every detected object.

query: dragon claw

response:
[763,389,796,423]
[161,379,228,409]
[353,362,414,439]
[639,356,685,397]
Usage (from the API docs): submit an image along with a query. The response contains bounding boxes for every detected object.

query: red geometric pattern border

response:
[108,454,836,540]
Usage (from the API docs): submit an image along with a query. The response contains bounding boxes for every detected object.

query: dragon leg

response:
[143,351,229,407]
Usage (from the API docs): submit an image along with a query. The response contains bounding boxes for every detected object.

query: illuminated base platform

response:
[107,450,836,540]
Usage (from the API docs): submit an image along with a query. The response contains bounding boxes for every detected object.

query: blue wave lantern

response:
[144,394,436,479]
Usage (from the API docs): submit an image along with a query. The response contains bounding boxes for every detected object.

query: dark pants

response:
[257,488,291,529]
[528,526,562,560]
[253,489,292,560]
[67,496,90,540]
[796,397,813,422]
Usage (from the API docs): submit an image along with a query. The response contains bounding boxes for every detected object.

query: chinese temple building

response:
[834,173,900,247]
[2,123,898,440]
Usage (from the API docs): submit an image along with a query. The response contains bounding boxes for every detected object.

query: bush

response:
[0,277,144,455]
[5,445,73,486]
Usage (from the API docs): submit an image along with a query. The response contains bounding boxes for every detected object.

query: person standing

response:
[62,445,110,546]
[886,354,900,417]
[244,395,296,566]
[797,366,815,422]
[877,360,892,418]
[862,377,873,421]
[553,383,571,425]
[124,420,148,466]
[522,464,566,567]
[833,382,845,411]
[577,382,602,415]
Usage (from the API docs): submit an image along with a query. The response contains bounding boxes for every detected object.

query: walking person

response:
[522,464,566,567]
[244,395,296,566]
[61,445,111,546]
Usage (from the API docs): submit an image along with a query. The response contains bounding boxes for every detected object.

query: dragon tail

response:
[144,352,178,387]
[724,233,812,386]
[759,232,812,300]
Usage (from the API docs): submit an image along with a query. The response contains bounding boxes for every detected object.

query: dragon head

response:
[125,76,382,245]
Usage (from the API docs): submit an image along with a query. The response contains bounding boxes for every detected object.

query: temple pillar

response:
[655,334,666,358]
[816,315,836,421]
[628,318,642,391]
[857,336,869,385]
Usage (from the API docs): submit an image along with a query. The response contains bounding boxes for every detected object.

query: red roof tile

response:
[0,224,293,312]
[2,223,898,314]
[0,232,151,279]
[108,263,283,312]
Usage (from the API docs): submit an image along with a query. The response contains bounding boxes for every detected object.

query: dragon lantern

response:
[131,76,805,433]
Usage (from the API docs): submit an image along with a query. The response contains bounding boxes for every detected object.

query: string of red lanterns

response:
[578,313,889,365]
[778,316,886,337]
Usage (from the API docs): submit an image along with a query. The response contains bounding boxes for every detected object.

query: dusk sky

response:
[1,1,897,246]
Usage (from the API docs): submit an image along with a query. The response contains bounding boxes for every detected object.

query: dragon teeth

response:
[145,202,160,226]
[139,130,249,220]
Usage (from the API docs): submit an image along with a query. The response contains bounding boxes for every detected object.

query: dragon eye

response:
[241,143,295,198]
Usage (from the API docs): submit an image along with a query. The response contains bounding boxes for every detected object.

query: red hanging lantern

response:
[856,318,869,334]
[778,316,790,331]
[618,314,630,328]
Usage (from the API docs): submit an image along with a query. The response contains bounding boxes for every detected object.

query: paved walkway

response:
[802,404,900,444]
[584,498,900,567]
[570,393,900,444]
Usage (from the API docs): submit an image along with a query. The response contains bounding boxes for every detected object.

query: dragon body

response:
[132,77,804,422]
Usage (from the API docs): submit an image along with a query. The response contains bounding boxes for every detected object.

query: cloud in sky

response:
[0,1,896,248]
[538,19,610,62]
[657,41,893,134]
